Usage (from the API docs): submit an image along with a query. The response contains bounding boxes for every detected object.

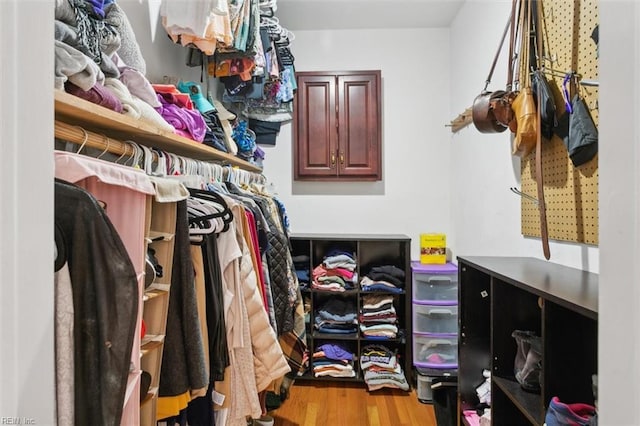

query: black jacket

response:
[55,180,138,426]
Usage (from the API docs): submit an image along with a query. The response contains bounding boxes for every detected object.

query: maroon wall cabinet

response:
[294,71,382,181]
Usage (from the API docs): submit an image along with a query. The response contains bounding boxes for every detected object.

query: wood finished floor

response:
[268,381,437,426]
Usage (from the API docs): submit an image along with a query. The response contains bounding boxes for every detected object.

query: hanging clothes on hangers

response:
[54,179,139,426]
[156,199,209,420]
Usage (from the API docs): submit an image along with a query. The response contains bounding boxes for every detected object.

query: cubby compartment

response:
[310,338,359,380]
[313,292,359,339]
[491,279,542,379]
[311,239,358,268]
[544,301,598,407]
[359,239,409,276]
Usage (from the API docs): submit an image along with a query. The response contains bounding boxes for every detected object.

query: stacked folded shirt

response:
[359,294,398,339]
[312,343,355,378]
[360,344,409,392]
[360,265,405,293]
[314,298,358,335]
[293,254,311,288]
[312,249,358,292]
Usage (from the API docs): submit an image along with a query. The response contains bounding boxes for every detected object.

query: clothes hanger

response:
[74,126,89,154]
[187,198,225,234]
[115,140,134,164]
[96,135,110,160]
[151,149,167,176]
[187,188,233,231]
[140,144,154,174]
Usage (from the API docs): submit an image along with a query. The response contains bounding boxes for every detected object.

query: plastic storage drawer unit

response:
[411,261,458,304]
[413,303,458,334]
[413,333,458,369]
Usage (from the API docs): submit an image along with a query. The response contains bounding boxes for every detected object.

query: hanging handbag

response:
[472,15,511,133]
[472,0,519,133]
[512,87,538,157]
[532,70,558,140]
[472,90,509,133]
[493,0,521,129]
[511,0,538,158]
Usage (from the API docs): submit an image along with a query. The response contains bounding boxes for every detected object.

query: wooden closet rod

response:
[55,122,267,184]
[55,120,146,160]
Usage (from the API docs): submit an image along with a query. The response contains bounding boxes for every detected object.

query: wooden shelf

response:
[147,231,175,242]
[140,387,159,406]
[143,288,169,302]
[140,335,165,356]
[313,331,359,340]
[493,376,543,425]
[297,372,363,383]
[54,90,262,172]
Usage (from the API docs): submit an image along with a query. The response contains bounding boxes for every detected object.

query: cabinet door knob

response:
[340,151,345,164]
[331,152,336,168]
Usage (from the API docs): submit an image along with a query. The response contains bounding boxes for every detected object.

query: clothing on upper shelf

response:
[53,1,262,163]
[162,0,296,141]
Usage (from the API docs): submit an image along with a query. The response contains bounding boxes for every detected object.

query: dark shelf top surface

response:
[291,233,410,241]
[458,256,598,318]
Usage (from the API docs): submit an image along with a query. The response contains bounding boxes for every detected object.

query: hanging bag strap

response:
[533,0,550,259]
[483,8,515,92]
[506,0,519,91]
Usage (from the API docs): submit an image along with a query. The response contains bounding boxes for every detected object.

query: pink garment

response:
[312,264,327,281]
[54,151,155,272]
[328,267,355,280]
[152,84,194,109]
[463,410,481,426]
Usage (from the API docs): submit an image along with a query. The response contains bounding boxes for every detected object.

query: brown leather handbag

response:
[511,87,537,157]
[472,90,508,133]
[472,0,519,133]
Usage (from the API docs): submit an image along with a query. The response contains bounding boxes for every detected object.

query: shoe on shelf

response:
[545,396,596,426]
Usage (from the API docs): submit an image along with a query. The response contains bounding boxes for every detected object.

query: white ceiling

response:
[274,0,465,31]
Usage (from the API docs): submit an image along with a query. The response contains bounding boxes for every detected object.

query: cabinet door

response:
[337,72,381,180]
[294,73,338,179]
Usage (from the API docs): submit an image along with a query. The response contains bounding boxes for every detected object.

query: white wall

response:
[119,0,204,84]
[263,28,453,259]
[0,1,54,423]
[449,1,599,272]
[599,2,640,424]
